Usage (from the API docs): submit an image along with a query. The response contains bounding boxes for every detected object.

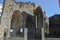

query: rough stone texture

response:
[24,28,28,40]
[0,0,49,40]
[45,16,49,34]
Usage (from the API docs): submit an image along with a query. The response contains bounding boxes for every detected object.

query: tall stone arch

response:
[10,10,23,37]
[33,6,44,39]
[0,0,45,40]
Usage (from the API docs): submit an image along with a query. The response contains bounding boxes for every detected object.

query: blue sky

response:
[0,0,60,17]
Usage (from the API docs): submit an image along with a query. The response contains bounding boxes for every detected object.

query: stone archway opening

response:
[33,6,44,39]
[10,10,23,37]
[26,16,33,28]
[26,15,35,40]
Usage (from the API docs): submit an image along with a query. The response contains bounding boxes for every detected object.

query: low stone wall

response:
[2,38,60,40]
[45,38,60,40]
[4,37,23,40]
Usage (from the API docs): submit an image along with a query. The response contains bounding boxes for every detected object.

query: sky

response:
[0,0,60,17]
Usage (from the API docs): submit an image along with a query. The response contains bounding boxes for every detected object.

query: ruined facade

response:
[0,0,49,40]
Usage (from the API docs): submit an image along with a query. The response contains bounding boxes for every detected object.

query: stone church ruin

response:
[0,0,49,40]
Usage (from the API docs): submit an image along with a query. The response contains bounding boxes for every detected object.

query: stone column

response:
[36,15,37,28]
[6,28,10,37]
[0,26,4,40]
[24,28,28,40]
[7,17,11,37]
[41,27,45,40]
[42,14,45,40]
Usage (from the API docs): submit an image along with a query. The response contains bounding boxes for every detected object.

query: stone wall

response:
[1,0,39,38]
[45,38,60,40]
[4,37,23,40]
[0,0,49,40]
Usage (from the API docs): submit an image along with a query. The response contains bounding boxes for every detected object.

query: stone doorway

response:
[26,15,35,40]
[10,10,23,37]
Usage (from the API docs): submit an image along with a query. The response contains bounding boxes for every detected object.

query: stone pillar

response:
[42,14,45,40]
[42,27,45,40]
[24,28,28,40]
[7,18,11,37]
[0,26,4,40]
[6,28,10,37]
[36,15,37,28]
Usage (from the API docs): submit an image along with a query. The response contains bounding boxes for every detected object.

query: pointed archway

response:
[33,6,44,39]
[10,10,23,37]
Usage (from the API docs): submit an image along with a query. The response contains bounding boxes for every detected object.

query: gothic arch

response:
[10,10,23,37]
[11,10,23,29]
[34,6,44,28]
[36,6,44,28]
[33,6,44,38]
